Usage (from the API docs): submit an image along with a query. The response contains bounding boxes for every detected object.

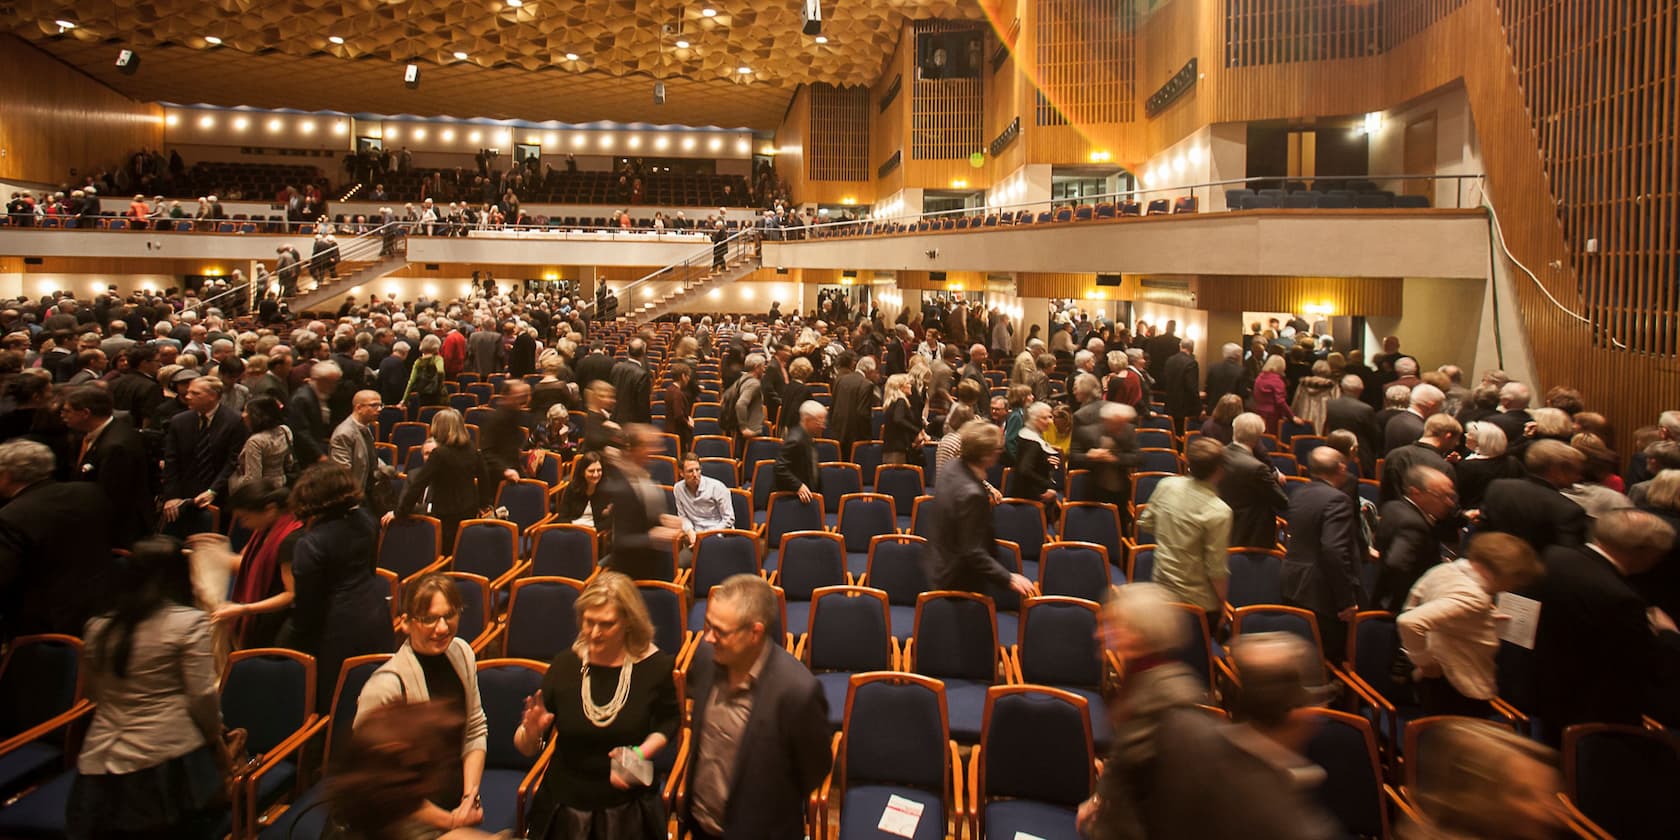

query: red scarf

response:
[233,513,303,644]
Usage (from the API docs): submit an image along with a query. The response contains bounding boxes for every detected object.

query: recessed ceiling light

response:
[815,35,829,44]
[328,35,345,44]
[54,19,76,29]
[204,35,222,45]
[507,0,523,6]
[675,39,689,49]
[564,52,579,61]
[736,65,752,74]
[453,51,469,60]
[702,7,717,17]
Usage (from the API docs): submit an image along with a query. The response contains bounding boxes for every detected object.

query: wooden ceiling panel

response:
[13,0,985,129]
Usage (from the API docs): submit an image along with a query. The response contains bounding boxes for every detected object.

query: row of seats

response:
[1226,187,1431,209]
[808,197,1200,239]
[371,170,751,207]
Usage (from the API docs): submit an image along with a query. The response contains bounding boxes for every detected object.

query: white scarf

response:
[1019,425,1057,455]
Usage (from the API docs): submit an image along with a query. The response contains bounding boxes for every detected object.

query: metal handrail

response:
[796,172,1488,234]
[199,281,252,311]
[593,228,760,318]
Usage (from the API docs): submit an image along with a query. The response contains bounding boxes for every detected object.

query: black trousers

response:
[1418,676,1494,718]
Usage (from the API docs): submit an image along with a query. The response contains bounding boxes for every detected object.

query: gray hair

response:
[1660,410,1680,438]
[1125,348,1145,365]
[1499,381,1532,409]
[1099,401,1136,424]
[1222,342,1241,360]
[1385,384,1412,409]
[1232,412,1266,446]
[1593,508,1677,558]
[0,440,54,485]
[1464,421,1508,458]
[1394,357,1419,377]
[311,360,343,380]
[798,400,827,421]
[712,573,779,632]
[1410,384,1445,410]
[1025,401,1052,423]
[744,353,765,371]
[1074,349,1094,369]
[1339,374,1364,394]
[1103,583,1187,653]
[1073,372,1101,401]
[419,334,442,354]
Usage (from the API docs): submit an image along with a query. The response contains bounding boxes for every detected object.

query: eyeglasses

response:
[702,619,750,640]
[412,610,461,627]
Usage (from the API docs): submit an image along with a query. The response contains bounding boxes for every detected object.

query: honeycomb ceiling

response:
[10,0,985,130]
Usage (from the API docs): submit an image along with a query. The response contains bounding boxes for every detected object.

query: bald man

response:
[330,389,384,496]
[1282,447,1365,657]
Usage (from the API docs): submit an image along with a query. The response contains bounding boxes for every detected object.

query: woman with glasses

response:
[516,571,678,840]
[352,573,490,835]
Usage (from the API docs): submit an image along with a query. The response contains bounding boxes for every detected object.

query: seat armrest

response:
[964,742,981,840]
[949,740,965,840]
[515,737,558,838]
[1003,647,1021,685]
[1558,794,1613,840]
[0,698,95,757]
[661,728,690,813]
[817,732,843,840]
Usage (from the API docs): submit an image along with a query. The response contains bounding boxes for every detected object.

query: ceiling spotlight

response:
[453,50,469,60]
[736,65,752,74]
[204,35,222,45]
[328,35,345,45]
[232,116,249,130]
[675,39,689,49]
[564,52,579,61]
[701,7,717,17]
[54,19,76,30]
[815,35,828,44]
[507,0,523,6]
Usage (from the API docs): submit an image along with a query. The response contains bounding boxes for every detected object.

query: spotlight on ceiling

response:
[453,50,469,60]
[815,35,828,44]
[54,19,76,32]
[404,63,421,89]
[507,0,523,6]
[115,49,140,75]
[564,52,580,61]
[736,65,752,75]
[328,35,345,45]
[802,0,822,36]
[701,7,717,17]
[675,39,689,48]
[204,35,222,45]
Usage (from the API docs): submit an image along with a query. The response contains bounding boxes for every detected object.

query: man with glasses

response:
[683,574,830,840]
[1374,466,1459,612]
[330,390,385,502]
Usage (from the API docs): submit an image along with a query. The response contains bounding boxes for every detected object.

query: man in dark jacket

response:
[609,338,653,424]
[1479,439,1589,553]
[0,439,115,638]
[109,345,166,426]
[1282,447,1364,658]
[286,359,343,466]
[1325,376,1381,476]
[1161,338,1201,436]
[161,376,249,537]
[923,421,1035,599]
[574,341,616,392]
[60,385,153,546]
[376,341,411,406]
[1070,400,1141,522]
[1203,342,1250,414]
[830,352,876,460]
[1373,466,1456,611]
[1219,413,1288,549]
[773,401,824,500]
[598,424,683,581]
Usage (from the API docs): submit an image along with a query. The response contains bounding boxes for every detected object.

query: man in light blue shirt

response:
[675,452,734,567]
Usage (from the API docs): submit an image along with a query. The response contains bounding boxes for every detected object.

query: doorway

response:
[1403,113,1437,198]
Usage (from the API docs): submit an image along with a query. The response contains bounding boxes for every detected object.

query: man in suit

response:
[1528,508,1680,743]
[960,344,990,394]
[59,385,152,546]
[924,421,1036,598]
[1373,466,1456,611]
[730,354,767,443]
[161,376,249,537]
[1146,320,1180,383]
[1479,439,1589,553]
[1070,398,1141,522]
[466,317,504,376]
[508,325,537,380]
[329,389,383,499]
[1219,413,1288,549]
[685,573,833,839]
[376,341,411,406]
[1379,413,1460,505]
[599,424,685,581]
[773,401,824,502]
[110,344,166,426]
[100,319,137,360]
[1203,342,1249,414]
[1066,350,1099,402]
[0,439,115,639]
[286,359,343,465]
[1383,383,1444,455]
[1282,447,1365,658]
[1161,338,1201,436]
[575,341,616,392]
[761,342,790,429]
[1487,381,1535,447]
[830,351,875,460]
[1325,375,1381,476]
[609,337,653,424]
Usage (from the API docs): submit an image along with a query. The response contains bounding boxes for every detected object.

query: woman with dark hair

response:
[554,451,607,527]
[330,702,498,840]
[352,574,489,835]
[386,408,489,550]
[68,536,234,839]
[291,463,395,711]
[232,396,294,494]
[212,479,304,650]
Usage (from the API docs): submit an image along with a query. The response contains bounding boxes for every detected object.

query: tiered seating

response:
[186,160,326,199]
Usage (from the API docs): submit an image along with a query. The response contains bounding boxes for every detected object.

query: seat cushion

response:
[944,679,990,743]
[844,552,869,578]
[985,798,1079,839]
[839,785,944,840]
[888,606,916,642]
[478,767,530,834]
[0,741,62,795]
[785,601,812,636]
[1057,685,1114,752]
[0,769,76,835]
[815,672,850,729]
[996,613,1018,647]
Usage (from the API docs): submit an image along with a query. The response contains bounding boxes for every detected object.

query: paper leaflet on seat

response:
[1013,833,1048,840]
[1495,592,1540,650]
[878,793,924,838]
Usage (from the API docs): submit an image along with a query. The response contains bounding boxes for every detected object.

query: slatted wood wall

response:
[1034,0,1138,126]
[1192,274,1404,316]
[1382,0,1467,49]
[910,20,986,160]
[808,84,871,182]
[1222,0,1383,67]
[0,34,164,184]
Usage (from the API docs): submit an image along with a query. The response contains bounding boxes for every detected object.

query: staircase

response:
[619,229,761,323]
[286,223,408,312]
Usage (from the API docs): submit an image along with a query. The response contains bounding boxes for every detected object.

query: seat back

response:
[1128,544,1156,583]
[700,457,738,487]
[0,634,83,738]
[495,480,550,534]
[981,686,1094,808]
[1017,597,1102,688]
[851,442,883,485]
[910,495,937,538]
[837,494,896,553]
[1565,724,1680,839]
[1137,447,1180,473]
[729,488,753,532]
[742,437,783,474]
[528,523,598,579]
[1231,605,1323,657]
[636,581,689,656]
[646,455,678,486]
[222,649,316,756]
[449,519,519,580]
[1039,542,1114,602]
[750,460,777,511]
[691,529,763,598]
[866,535,931,606]
[475,659,548,770]
[873,464,925,513]
[1060,502,1124,570]
[505,577,584,662]
[992,500,1048,564]
[1226,549,1284,608]
[327,655,393,760]
[818,463,864,514]
[1166,603,1215,689]
[377,516,442,579]
[444,572,493,646]
[691,435,733,460]
[806,587,893,672]
[764,492,823,548]
[1131,471,1173,507]
[777,531,846,601]
[1300,708,1388,839]
[1348,612,1403,703]
[913,591,999,682]
[843,673,949,791]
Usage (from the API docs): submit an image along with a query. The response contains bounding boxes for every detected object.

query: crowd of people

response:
[0,276,1674,838]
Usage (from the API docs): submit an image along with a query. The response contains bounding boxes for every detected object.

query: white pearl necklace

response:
[580,657,634,728]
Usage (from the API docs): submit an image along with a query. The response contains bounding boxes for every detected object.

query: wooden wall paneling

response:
[1189,274,1405,317]
[0,34,164,184]
[871,24,912,199]
[909,20,986,161]
[773,85,813,205]
[1017,271,1098,299]
[808,84,872,183]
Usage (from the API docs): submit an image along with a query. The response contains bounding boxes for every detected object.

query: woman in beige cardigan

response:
[353,574,489,837]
